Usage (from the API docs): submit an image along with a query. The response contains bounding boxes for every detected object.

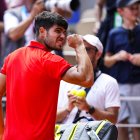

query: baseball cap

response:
[116,0,140,8]
[82,34,103,54]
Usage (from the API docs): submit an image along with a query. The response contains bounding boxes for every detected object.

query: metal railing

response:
[2,96,140,128]
[117,96,140,128]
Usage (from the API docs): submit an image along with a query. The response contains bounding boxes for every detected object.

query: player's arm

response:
[62,34,94,88]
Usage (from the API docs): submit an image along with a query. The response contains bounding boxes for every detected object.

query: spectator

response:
[0,11,93,140]
[2,0,80,65]
[56,34,120,124]
[0,0,7,32]
[93,0,122,73]
[94,0,122,47]
[6,0,24,8]
[104,0,140,139]
[138,4,140,22]
[0,0,7,65]
[1,0,44,67]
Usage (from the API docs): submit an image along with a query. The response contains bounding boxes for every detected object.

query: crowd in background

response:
[0,0,140,140]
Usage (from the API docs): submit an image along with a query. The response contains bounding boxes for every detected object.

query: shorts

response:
[118,84,140,124]
[118,99,129,122]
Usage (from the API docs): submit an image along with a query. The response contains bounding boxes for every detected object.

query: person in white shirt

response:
[2,0,74,67]
[56,34,120,124]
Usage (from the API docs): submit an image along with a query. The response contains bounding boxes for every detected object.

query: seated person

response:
[56,34,120,124]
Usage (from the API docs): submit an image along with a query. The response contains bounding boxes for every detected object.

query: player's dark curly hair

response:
[34,11,68,36]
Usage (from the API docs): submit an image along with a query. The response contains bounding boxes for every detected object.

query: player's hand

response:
[67,34,83,49]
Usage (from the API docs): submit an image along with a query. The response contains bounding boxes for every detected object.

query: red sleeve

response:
[43,54,72,80]
[58,59,72,78]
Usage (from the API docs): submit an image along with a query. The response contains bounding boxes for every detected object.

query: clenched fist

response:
[67,34,83,49]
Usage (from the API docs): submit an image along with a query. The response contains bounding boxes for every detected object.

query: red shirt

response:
[1,41,71,140]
